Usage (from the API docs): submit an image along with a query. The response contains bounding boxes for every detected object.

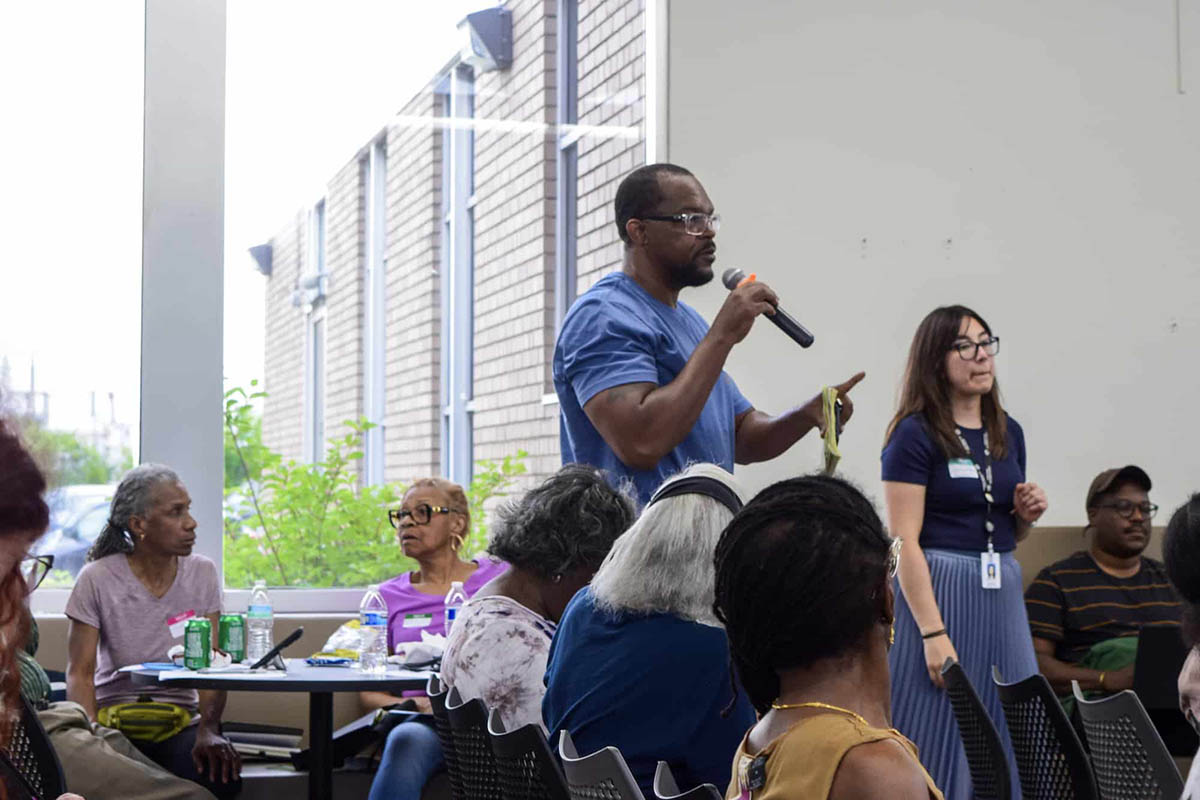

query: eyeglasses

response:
[22,555,53,594]
[388,504,462,528]
[1094,500,1159,519]
[639,212,721,236]
[951,337,1000,360]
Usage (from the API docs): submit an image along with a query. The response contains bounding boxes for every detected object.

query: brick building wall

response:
[472,0,560,482]
[260,0,646,494]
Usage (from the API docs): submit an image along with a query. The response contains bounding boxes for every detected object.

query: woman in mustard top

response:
[714,475,942,800]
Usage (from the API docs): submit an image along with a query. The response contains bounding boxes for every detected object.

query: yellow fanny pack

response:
[98,700,193,743]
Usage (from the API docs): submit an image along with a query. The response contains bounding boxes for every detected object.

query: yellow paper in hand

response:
[822,386,840,475]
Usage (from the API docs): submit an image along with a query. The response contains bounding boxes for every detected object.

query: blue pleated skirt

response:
[889,548,1038,800]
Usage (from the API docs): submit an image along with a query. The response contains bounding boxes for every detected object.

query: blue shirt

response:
[881,413,1027,552]
[542,588,755,798]
[553,272,752,504]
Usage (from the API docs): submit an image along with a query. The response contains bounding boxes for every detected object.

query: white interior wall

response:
[667,0,1200,525]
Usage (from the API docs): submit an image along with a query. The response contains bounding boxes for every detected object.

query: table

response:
[133,660,429,799]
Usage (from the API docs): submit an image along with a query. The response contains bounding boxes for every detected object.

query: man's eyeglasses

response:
[22,555,53,594]
[388,504,462,528]
[639,212,721,236]
[1095,500,1159,519]
[951,337,1000,360]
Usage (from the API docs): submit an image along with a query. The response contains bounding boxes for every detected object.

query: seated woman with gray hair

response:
[542,463,756,797]
[440,464,635,730]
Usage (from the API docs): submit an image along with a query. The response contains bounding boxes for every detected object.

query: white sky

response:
[1,0,493,454]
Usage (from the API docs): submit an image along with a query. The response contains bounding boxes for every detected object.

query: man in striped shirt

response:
[1025,465,1181,696]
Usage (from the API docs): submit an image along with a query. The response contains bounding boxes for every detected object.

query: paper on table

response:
[160,670,283,681]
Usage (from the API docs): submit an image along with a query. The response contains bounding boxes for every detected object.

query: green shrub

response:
[222,385,526,588]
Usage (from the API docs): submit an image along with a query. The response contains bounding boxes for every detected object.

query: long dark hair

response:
[713,475,892,715]
[885,304,1009,460]
[1164,494,1200,646]
[0,421,47,748]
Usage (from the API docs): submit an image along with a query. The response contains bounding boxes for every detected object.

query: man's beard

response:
[670,258,715,289]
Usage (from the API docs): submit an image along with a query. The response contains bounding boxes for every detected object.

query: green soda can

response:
[219,614,246,663]
[184,618,211,669]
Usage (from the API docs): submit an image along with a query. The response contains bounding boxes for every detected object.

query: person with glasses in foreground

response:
[715,475,942,800]
[3,420,190,800]
[552,163,864,505]
[881,305,1048,799]
[1024,466,1180,703]
[360,478,507,800]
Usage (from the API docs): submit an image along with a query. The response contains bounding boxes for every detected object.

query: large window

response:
[4,2,144,598]
[218,1,647,604]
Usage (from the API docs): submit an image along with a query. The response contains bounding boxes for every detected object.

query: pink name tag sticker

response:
[167,610,197,638]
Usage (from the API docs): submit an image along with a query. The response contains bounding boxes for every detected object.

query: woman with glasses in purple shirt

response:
[361,477,506,800]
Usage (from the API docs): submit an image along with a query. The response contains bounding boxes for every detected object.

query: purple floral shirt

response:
[441,595,557,730]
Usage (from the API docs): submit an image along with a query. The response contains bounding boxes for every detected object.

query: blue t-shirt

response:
[881,413,1027,552]
[552,272,752,504]
[542,588,755,797]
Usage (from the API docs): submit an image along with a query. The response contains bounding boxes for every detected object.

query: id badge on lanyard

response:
[955,426,1001,590]
[981,544,1001,590]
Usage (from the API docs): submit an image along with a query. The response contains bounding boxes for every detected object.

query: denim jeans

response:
[367,720,444,800]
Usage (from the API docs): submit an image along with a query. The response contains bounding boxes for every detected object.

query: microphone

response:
[721,268,815,348]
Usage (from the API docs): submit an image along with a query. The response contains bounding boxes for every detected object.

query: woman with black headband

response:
[542,463,755,798]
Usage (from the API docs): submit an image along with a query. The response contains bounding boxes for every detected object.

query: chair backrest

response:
[652,761,722,800]
[446,687,502,800]
[1071,681,1183,800]
[557,728,646,800]
[940,658,1012,800]
[486,708,571,800]
[428,674,464,799]
[2,697,66,800]
[992,667,1098,800]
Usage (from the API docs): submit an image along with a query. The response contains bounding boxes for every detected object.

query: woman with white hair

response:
[542,463,756,798]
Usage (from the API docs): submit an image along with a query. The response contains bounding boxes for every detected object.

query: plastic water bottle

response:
[444,580,467,637]
[359,584,389,675]
[246,580,274,663]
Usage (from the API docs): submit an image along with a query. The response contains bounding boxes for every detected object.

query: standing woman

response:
[881,305,1047,799]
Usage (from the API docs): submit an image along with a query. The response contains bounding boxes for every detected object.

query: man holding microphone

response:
[552,163,864,503]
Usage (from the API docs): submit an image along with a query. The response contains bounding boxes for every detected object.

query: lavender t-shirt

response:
[378,558,508,653]
[66,554,222,709]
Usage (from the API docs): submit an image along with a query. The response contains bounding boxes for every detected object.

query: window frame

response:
[439,64,476,488]
[362,137,388,486]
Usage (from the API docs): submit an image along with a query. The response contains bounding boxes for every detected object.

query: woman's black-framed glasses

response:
[1095,500,1159,520]
[951,336,1000,360]
[639,211,721,236]
[22,555,53,594]
[388,504,460,529]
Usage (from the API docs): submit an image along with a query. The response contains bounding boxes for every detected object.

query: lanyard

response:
[954,426,995,548]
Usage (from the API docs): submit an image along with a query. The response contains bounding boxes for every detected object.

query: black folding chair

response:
[557,728,645,800]
[486,708,570,800]
[992,667,1098,800]
[2,697,66,800]
[1071,681,1183,800]
[446,687,501,800]
[652,761,721,800]
[940,658,1012,800]
[428,674,463,799]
